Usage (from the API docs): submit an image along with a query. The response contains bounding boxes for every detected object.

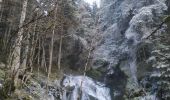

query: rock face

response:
[91,0,168,99]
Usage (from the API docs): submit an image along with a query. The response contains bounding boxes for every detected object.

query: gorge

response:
[0,0,170,100]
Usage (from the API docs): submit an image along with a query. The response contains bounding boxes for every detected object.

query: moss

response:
[6,89,33,100]
[0,69,5,80]
[16,92,33,100]
[86,69,103,80]
[136,43,151,62]
[93,59,109,68]
[0,78,15,99]
[126,89,146,99]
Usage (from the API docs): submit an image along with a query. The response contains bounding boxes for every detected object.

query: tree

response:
[91,1,98,19]
[149,16,170,100]
[11,0,28,86]
[46,0,58,89]
[56,0,77,70]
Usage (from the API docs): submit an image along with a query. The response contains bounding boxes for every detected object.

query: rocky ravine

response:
[0,0,170,100]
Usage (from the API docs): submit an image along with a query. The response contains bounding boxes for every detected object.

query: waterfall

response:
[45,0,167,100]
[62,76,111,100]
[129,59,138,87]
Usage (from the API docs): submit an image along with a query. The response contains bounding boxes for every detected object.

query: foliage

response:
[87,68,103,80]
[0,78,15,99]
[149,22,170,99]
[164,15,170,23]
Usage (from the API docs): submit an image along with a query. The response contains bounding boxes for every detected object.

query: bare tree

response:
[46,1,58,91]
[57,26,63,70]
[11,0,28,86]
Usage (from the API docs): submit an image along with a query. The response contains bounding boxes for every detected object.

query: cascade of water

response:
[128,42,141,87]
[140,94,158,100]
[129,59,138,86]
[62,76,111,100]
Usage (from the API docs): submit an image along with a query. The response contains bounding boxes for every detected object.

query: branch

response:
[144,16,170,40]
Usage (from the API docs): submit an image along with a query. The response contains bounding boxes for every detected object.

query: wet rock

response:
[105,66,128,100]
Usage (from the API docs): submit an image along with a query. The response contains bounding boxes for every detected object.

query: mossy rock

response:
[0,69,5,80]
[93,59,109,68]
[6,89,33,100]
[128,89,146,99]
[0,78,15,99]
[15,91,33,100]
[136,43,151,62]
[86,69,103,80]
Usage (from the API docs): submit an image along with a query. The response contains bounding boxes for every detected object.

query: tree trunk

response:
[11,0,28,85]
[47,26,55,85]
[41,40,47,72]
[21,30,30,70]
[47,4,58,88]
[37,38,41,66]
[58,28,63,70]
[0,0,3,21]
[37,37,41,78]
[29,20,37,72]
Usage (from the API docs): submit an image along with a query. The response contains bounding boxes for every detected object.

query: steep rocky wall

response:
[91,0,168,99]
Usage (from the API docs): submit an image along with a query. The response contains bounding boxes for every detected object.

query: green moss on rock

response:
[86,69,103,80]
[0,69,5,80]
[0,78,15,99]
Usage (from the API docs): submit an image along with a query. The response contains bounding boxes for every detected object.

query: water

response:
[129,60,138,87]
[140,94,158,100]
[62,76,111,100]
